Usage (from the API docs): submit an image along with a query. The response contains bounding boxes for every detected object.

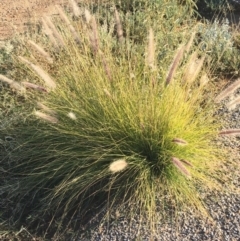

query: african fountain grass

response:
[0,3,225,238]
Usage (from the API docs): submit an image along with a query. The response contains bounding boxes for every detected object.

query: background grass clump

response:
[197,18,240,76]
[194,0,240,77]
[0,0,227,239]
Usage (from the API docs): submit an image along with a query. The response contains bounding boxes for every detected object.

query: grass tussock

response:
[0,2,225,239]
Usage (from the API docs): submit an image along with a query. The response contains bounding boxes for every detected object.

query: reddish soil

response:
[0,0,69,40]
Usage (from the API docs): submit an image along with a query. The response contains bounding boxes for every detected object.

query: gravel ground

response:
[77,85,240,241]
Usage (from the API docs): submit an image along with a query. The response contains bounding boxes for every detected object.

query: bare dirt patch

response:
[0,0,69,40]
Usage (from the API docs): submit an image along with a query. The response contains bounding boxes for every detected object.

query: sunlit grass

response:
[0,1,229,239]
[0,6,223,236]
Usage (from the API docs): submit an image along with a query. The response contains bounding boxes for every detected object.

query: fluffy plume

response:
[22,81,48,92]
[103,88,112,98]
[226,96,240,111]
[99,50,112,81]
[199,73,209,87]
[35,111,58,124]
[184,52,205,85]
[43,16,65,47]
[18,56,56,89]
[102,57,112,80]
[180,159,193,167]
[69,0,82,17]
[166,45,185,85]
[37,102,56,115]
[41,17,59,48]
[172,138,188,146]
[114,9,124,42]
[172,157,190,177]
[0,74,17,85]
[109,159,128,173]
[185,31,196,54]
[67,112,77,120]
[90,16,99,55]
[219,129,240,136]
[130,73,135,79]
[215,78,240,103]
[27,40,53,63]
[0,74,25,92]
[84,9,92,24]
[146,28,155,69]
[56,5,81,44]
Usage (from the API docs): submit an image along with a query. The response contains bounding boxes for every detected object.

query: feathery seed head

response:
[37,102,56,115]
[22,81,48,92]
[103,88,112,98]
[56,5,81,44]
[215,78,240,103]
[130,73,135,79]
[67,112,77,120]
[114,9,124,42]
[199,73,209,87]
[18,56,31,65]
[180,159,193,167]
[18,56,56,89]
[10,82,26,92]
[109,159,128,173]
[185,31,196,54]
[0,74,14,85]
[226,96,240,111]
[27,40,53,64]
[0,74,25,92]
[43,16,65,47]
[69,0,82,17]
[171,157,191,177]
[172,138,188,146]
[90,16,99,55]
[35,111,58,124]
[146,28,155,69]
[84,9,92,24]
[41,17,59,48]
[183,52,205,85]
[166,45,185,85]
[99,50,112,81]
[219,129,240,136]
